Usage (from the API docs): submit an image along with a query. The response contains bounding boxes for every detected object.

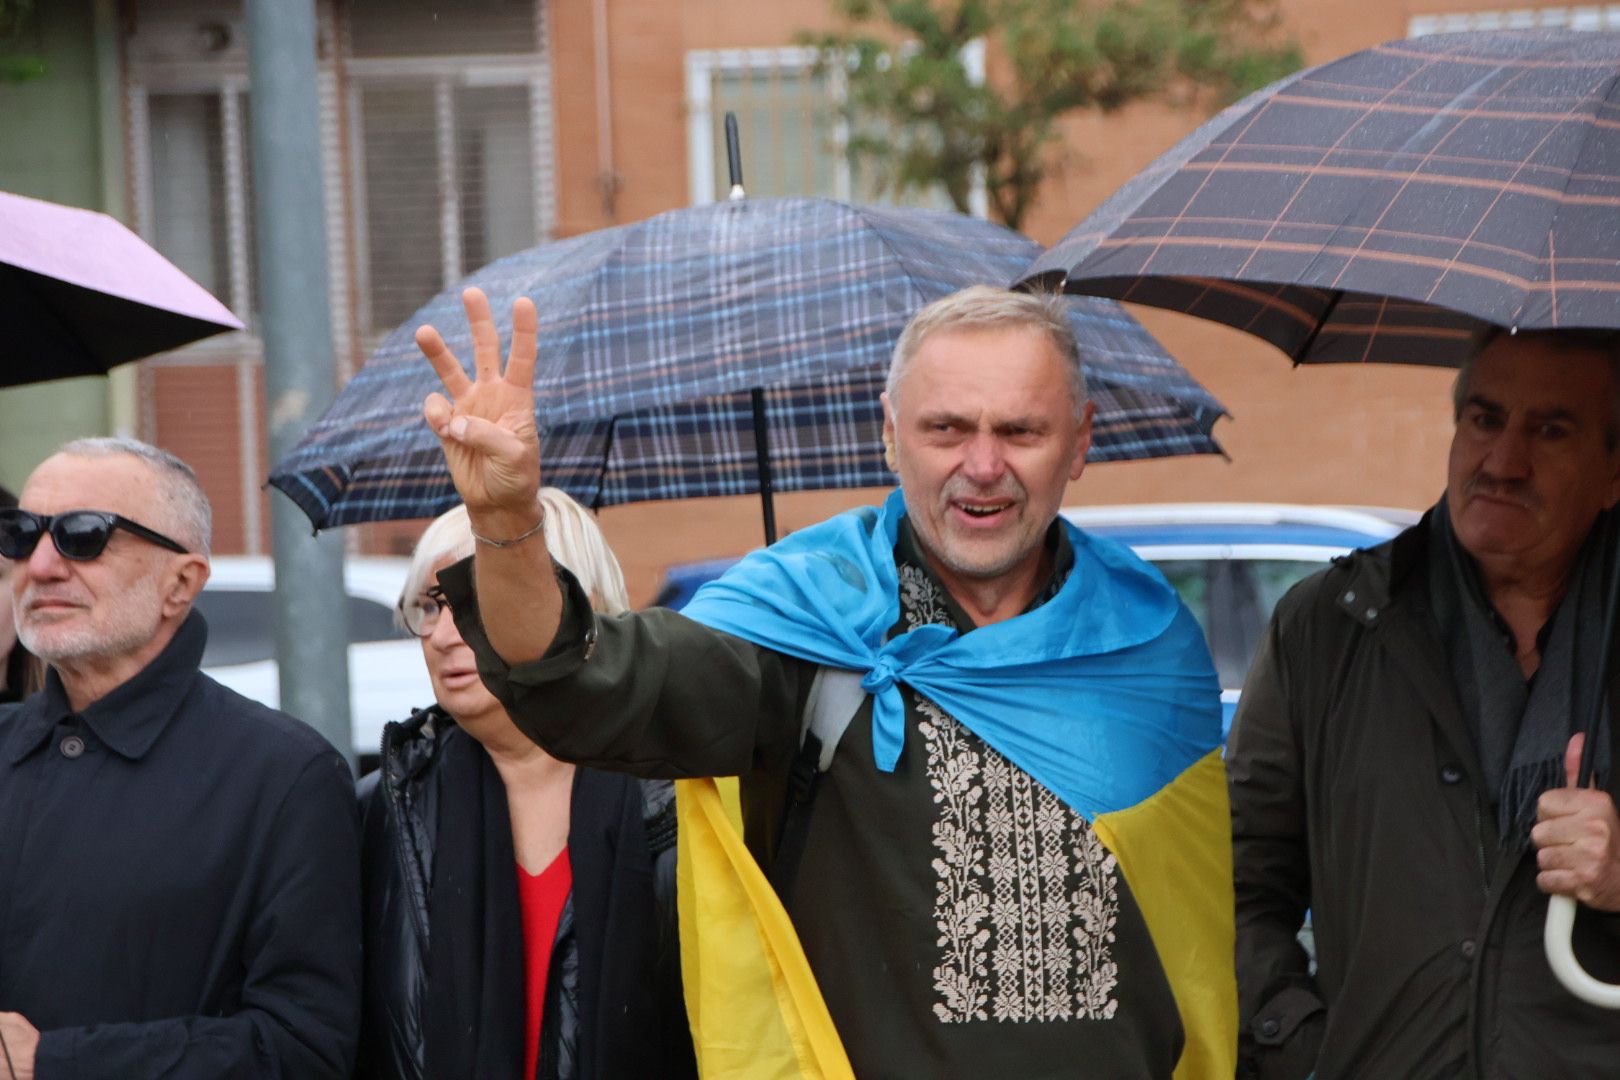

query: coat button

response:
[1460,939,1477,959]
[1440,764,1463,784]
[1258,1017,1280,1038]
[59,734,85,759]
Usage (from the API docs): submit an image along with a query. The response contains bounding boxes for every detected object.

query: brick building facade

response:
[6,0,1613,599]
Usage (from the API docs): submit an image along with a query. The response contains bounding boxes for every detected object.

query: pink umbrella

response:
[0,190,243,388]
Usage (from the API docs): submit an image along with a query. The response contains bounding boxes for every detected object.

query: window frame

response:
[1409,4,1620,35]
[345,53,554,346]
[684,43,988,214]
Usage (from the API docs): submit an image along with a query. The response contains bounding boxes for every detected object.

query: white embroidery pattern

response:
[904,569,1121,1025]
[899,564,951,631]
[923,704,991,1023]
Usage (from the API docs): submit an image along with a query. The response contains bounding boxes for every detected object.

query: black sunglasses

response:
[0,508,189,562]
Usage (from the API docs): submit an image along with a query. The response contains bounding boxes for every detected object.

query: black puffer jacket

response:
[356,707,692,1080]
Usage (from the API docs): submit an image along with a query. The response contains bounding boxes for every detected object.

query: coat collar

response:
[1332,502,1434,627]
[5,610,208,765]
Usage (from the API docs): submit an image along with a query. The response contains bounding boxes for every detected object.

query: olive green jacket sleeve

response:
[438,557,807,781]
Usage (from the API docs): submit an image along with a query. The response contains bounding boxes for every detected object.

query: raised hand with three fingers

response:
[416,286,562,665]
[418,286,544,538]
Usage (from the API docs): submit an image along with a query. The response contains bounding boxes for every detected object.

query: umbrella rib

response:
[1288,289,1345,365]
[591,414,619,510]
[19,270,113,378]
[844,202,981,309]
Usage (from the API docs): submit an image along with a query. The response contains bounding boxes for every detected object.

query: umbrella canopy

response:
[270,196,1225,529]
[0,191,243,387]
[1022,30,1620,367]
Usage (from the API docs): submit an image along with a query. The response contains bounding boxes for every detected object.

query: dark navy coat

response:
[0,611,361,1079]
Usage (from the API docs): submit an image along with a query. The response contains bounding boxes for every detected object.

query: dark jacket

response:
[356,706,693,1080]
[1229,515,1620,1080]
[0,611,362,1079]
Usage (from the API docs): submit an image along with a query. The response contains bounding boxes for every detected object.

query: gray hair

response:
[1454,328,1620,451]
[54,437,213,556]
[886,286,1088,419]
[398,488,630,627]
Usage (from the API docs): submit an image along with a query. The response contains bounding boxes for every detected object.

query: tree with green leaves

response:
[0,0,44,84]
[800,0,1302,230]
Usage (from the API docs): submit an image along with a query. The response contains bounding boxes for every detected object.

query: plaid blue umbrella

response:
[270,197,1225,528]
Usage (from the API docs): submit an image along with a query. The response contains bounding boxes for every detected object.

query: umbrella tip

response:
[728,184,747,201]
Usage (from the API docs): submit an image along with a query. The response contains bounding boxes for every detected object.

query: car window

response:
[1252,559,1329,620]
[195,590,404,667]
[1149,557,1326,690]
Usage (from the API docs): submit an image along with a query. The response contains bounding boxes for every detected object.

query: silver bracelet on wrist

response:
[470,513,545,548]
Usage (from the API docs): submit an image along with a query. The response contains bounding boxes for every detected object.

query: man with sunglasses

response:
[0,438,360,1080]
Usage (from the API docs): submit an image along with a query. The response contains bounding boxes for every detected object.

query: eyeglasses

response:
[399,584,449,638]
[0,508,189,562]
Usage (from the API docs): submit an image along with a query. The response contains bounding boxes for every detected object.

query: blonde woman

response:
[357,489,693,1080]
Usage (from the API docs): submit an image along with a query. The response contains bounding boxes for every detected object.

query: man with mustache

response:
[416,285,1232,1077]
[1230,329,1620,1079]
[0,438,360,1080]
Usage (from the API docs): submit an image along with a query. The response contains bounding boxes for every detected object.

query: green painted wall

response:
[0,0,112,490]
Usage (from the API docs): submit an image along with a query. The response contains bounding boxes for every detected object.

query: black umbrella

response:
[1022,28,1620,1006]
[1,190,242,387]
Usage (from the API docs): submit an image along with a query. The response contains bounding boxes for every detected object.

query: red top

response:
[517,847,572,1080]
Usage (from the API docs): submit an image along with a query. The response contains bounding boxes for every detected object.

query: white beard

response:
[18,566,165,664]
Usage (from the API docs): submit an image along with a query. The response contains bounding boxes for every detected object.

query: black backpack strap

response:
[640,777,678,857]
[638,777,682,962]
[768,667,866,897]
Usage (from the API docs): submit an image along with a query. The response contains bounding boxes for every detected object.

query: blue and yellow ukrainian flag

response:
[676,754,1234,1080]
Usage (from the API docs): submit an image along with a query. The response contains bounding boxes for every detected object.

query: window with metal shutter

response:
[345,0,549,341]
[120,0,556,553]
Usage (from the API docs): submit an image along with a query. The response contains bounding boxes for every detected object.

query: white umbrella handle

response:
[1544,894,1620,1008]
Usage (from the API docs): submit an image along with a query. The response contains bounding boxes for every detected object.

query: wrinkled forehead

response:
[900,325,1072,400]
[20,453,160,518]
[1471,335,1618,416]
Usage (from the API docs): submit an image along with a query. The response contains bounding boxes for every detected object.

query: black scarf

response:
[1428,499,1612,847]
[423,731,529,1080]
[419,730,688,1080]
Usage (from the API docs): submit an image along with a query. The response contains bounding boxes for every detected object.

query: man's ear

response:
[1069,399,1095,482]
[881,391,898,472]
[163,556,211,619]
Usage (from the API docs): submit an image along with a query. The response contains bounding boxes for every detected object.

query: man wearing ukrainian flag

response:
[418,284,1235,1078]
